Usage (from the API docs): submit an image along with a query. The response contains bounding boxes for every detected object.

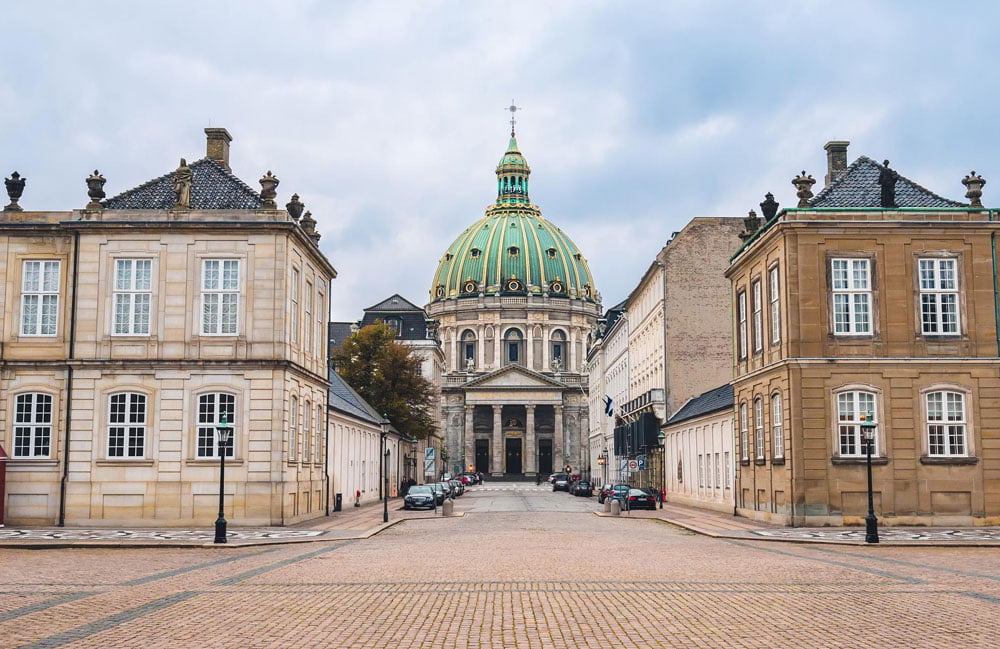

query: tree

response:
[332,322,437,439]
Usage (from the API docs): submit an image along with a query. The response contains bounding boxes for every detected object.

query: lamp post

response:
[657,430,665,509]
[380,417,390,524]
[861,413,879,544]
[597,448,607,485]
[214,412,233,544]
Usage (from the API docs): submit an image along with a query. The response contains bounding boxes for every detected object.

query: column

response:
[525,405,536,475]
[554,404,564,471]
[491,405,503,475]
[464,406,475,472]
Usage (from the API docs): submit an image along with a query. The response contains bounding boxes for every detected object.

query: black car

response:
[552,475,570,491]
[597,483,615,503]
[571,480,593,497]
[625,488,656,510]
[403,485,436,510]
[608,484,631,504]
[429,483,446,505]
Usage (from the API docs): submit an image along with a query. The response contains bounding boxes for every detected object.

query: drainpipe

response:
[58,229,80,527]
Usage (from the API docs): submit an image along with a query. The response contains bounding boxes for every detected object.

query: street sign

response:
[619,459,629,473]
[424,447,436,476]
[636,455,647,471]
[627,459,639,472]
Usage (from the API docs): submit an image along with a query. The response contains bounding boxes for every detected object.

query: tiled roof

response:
[103,157,263,210]
[328,368,382,425]
[665,383,733,426]
[810,156,965,209]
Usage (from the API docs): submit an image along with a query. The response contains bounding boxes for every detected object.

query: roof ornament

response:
[259,170,279,209]
[301,210,321,243]
[760,192,779,221]
[962,171,985,208]
[286,193,304,221]
[739,209,761,242]
[86,170,106,210]
[792,171,815,207]
[4,171,25,212]
[878,160,898,208]
[506,100,521,137]
[172,159,192,210]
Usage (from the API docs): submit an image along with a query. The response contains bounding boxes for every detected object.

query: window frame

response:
[739,402,749,463]
[304,280,313,353]
[196,392,236,459]
[303,399,312,463]
[830,256,873,336]
[290,268,300,344]
[751,279,763,353]
[112,258,153,336]
[833,388,880,458]
[753,397,765,461]
[736,290,748,359]
[924,389,969,458]
[12,392,54,458]
[289,394,298,462]
[107,392,148,459]
[917,257,961,337]
[769,264,781,345]
[20,260,61,337]
[771,392,784,460]
[201,259,241,336]
[504,328,524,366]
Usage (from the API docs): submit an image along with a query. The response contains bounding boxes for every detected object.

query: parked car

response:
[571,480,593,497]
[639,487,660,505]
[462,472,480,485]
[597,484,615,503]
[552,475,571,492]
[429,483,446,505]
[625,488,656,510]
[438,482,454,499]
[548,472,568,484]
[608,484,631,504]
[449,480,464,496]
[403,485,436,510]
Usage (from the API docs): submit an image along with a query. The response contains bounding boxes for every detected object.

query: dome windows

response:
[470,248,481,258]
[504,277,523,292]
[550,279,565,294]
[508,246,519,257]
[546,247,557,258]
[462,279,478,294]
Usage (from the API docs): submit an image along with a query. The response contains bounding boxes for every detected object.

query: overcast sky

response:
[3,1,997,318]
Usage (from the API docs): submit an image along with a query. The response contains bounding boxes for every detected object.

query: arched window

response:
[926,391,967,457]
[836,390,877,457]
[462,329,477,369]
[13,392,53,458]
[504,328,523,366]
[197,393,236,458]
[550,329,566,365]
[289,395,298,461]
[108,392,147,458]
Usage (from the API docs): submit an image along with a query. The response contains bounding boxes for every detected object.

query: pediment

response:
[464,365,566,390]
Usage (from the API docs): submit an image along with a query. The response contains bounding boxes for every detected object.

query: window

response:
[315,404,323,464]
[289,395,298,461]
[831,258,872,335]
[737,290,747,358]
[752,280,763,352]
[771,393,784,459]
[113,259,152,335]
[551,329,565,364]
[739,403,749,462]
[303,400,312,462]
[926,391,967,457]
[305,281,313,352]
[698,454,704,488]
[754,398,765,460]
[108,393,146,458]
[21,260,60,336]
[462,329,477,368]
[919,258,959,335]
[837,391,877,457]
[202,260,239,335]
[505,328,523,365]
[769,266,781,344]
[715,453,721,489]
[290,268,299,343]
[197,393,235,458]
[13,393,53,458]
[724,452,731,488]
[316,288,325,357]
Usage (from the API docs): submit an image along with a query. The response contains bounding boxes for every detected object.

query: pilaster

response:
[491,404,503,475]
[525,405,536,475]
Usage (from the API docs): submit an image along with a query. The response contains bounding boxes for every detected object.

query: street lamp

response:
[860,412,879,544]
[657,430,665,509]
[410,437,418,481]
[597,447,607,484]
[380,416,390,524]
[214,412,233,544]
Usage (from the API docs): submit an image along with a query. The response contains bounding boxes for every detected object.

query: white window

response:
[290,268,299,343]
[108,393,146,458]
[724,452,731,488]
[21,260,60,336]
[771,393,784,459]
[754,398,764,460]
[926,391,967,457]
[714,453,721,489]
[737,291,747,358]
[698,454,704,488]
[919,259,960,335]
[304,400,312,462]
[201,259,239,335]
[315,288,324,357]
[289,395,298,461]
[113,259,152,335]
[752,280,763,352]
[739,403,749,462]
[197,393,235,458]
[305,281,313,353]
[831,258,872,335]
[13,393,53,458]
[769,266,781,344]
[315,404,323,463]
[837,391,877,457]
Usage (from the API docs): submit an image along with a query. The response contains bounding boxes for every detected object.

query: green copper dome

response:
[429,135,597,303]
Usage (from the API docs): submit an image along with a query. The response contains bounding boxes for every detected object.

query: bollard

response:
[603,498,612,513]
[441,498,454,516]
[610,500,621,516]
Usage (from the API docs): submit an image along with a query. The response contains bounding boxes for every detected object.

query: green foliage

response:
[332,322,437,440]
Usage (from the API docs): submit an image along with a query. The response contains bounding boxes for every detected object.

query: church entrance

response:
[475,439,490,474]
[505,438,522,474]
[538,439,553,475]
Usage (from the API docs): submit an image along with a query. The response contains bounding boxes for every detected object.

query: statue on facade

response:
[173,159,193,209]
[465,356,475,373]
[878,160,898,208]
[551,357,562,373]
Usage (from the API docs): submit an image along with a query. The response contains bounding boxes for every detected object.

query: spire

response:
[496,107,531,206]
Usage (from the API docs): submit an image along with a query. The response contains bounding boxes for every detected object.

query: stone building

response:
[1,128,335,526]
[426,130,601,477]
[729,141,999,526]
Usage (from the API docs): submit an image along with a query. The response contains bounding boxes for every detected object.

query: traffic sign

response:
[424,447,436,476]
[636,455,647,471]
[627,459,639,472]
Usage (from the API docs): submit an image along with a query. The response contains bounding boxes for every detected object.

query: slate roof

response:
[327,321,355,359]
[361,294,431,341]
[665,383,733,426]
[364,294,424,312]
[810,156,965,209]
[328,368,382,425]
[103,157,263,210]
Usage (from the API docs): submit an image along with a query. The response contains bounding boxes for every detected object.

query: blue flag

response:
[603,395,613,417]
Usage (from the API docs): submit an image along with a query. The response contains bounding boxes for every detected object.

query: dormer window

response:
[508,246,519,256]
[470,248,481,258]
[546,248,557,258]
[444,253,453,262]
[574,253,582,261]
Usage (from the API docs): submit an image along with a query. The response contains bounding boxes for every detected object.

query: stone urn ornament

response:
[286,193,304,221]
[300,210,321,243]
[962,171,985,208]
[259,171,279,209]
[86,170,106,209]
[792,171,815,207]
[759,191,779,220]
[4,171,25,211]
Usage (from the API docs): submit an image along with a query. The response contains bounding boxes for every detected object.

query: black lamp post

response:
[861,413,879,544]
[214,412,233,544]
[380,417,390,524]
[657,430,665,509]
[597,448,607,485]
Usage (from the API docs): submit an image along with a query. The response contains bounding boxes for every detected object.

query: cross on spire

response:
[506,100,521,136]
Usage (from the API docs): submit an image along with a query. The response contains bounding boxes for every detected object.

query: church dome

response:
[429,134,598,303]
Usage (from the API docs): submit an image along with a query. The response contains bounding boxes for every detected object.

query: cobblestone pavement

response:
[4,486,1000,648]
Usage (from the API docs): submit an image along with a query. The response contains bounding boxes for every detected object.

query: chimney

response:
[205,127,232,170]
[823,140,849,187]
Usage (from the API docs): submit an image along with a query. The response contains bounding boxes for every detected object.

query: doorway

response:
[538,439,552,475]
[475,439,490,474]
[505,438,522,474]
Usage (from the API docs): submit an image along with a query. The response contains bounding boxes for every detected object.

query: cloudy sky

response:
[3,1,997,318]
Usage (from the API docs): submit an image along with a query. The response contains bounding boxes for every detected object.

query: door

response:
[538,439,553,475]
[475,439,490,474]
[505,438,522,474]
